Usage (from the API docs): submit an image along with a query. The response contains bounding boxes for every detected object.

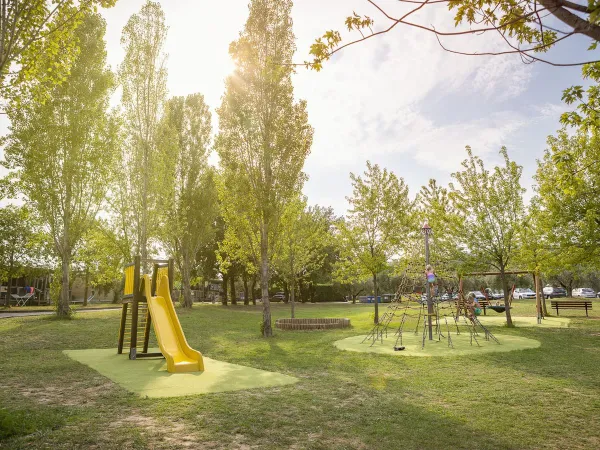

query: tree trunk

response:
[373,273,379,324]
[283,281,289,303]
[290,278,295,318]
[243,272,249,306]
[500,268,513,327]
[260,225,272,337]
[83,267,90,307]
[230,270,237,305]
[222,273,228,306]
[251,275,257,305]
[181,253,193,308]
[57,253,71,317]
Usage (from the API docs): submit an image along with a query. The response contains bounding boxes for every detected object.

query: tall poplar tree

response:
[158,94,219,308]
[216,0,313,336]
[119,0,168,266]
[3,13,120,317]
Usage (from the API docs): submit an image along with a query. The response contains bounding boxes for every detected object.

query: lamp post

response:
[422,221,433,340]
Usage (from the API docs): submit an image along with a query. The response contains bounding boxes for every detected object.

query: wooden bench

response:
[456,299,490,315]
[551,300,592,317]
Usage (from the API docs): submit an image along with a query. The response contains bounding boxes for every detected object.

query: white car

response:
[572,288,596,298]
[514,288,536,299]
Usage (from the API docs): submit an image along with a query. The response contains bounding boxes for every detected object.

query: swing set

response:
[458,270,544,322]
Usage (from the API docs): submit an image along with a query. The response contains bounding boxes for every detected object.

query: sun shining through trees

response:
[0,0,597,326]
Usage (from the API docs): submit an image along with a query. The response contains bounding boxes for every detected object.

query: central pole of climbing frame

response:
[422,221,433,340]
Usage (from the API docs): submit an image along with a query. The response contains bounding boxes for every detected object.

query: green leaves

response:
[0,0,118,104]
[534,130,600,265]
[338,161,414,278]
[561,64,600,130]
[449,146,525,272]
[306,11,373,71]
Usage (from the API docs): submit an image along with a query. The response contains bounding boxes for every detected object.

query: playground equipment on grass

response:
[117,256,204,373]
[362,221,499,351]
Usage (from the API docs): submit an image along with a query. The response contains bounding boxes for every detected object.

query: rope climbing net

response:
[361,248,499,351]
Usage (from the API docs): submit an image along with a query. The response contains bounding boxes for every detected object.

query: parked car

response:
[572,288,595,298]
[542,286,567,299]
[514,288,536,299]
[484,289,504,300]
[271,291,285,302]
[468,291,486,301]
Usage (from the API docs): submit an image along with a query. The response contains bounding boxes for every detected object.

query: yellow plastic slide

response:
[143,274,204,373]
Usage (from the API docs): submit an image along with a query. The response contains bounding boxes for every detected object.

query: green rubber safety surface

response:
[334,333,540,357]
[477,316,570,328]
[63,348,298,398]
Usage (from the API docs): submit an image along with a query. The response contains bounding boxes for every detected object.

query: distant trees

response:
[0,206,42,307]
[74,222,124,305]
[449,147,525,326]
[338,161,413,323]
[216,0,313,336]
[3,13,120,317]
[118,0,168,267]
[273,198,332,318]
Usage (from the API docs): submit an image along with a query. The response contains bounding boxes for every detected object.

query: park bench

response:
[551,300,592,317]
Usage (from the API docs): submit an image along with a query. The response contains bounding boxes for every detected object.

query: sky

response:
[2,0,597,214]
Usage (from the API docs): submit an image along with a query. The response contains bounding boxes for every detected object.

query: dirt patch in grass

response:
[14,379,117,407]
[110,412,202,448]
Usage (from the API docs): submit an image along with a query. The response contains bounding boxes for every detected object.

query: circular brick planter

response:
[275,318,351,330]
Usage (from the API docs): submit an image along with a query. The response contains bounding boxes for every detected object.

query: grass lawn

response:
[1,300,599,449]
[1,302,118,312]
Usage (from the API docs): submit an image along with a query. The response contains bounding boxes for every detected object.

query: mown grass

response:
[1,302,118,312]
[0,300,599,449]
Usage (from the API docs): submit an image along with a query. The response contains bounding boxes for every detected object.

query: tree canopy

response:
[0,0,117,104]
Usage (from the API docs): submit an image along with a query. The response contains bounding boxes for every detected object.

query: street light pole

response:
[422,221,433,340]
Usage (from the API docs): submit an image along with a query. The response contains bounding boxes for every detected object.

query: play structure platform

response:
[117,257,203,373]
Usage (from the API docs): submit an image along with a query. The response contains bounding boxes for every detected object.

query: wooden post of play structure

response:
[129,255,141,360]
[534,271,542,324]
[457,276,463,318]
[422,221,433,341]
[142,303,152,355]
[168,258,174,294]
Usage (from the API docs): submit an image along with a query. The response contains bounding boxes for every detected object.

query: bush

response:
[312,284,345,302]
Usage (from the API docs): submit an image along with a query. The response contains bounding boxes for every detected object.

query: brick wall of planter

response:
[275,318,350,330]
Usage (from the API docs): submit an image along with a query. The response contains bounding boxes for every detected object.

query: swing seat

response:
[488,305,506,313]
